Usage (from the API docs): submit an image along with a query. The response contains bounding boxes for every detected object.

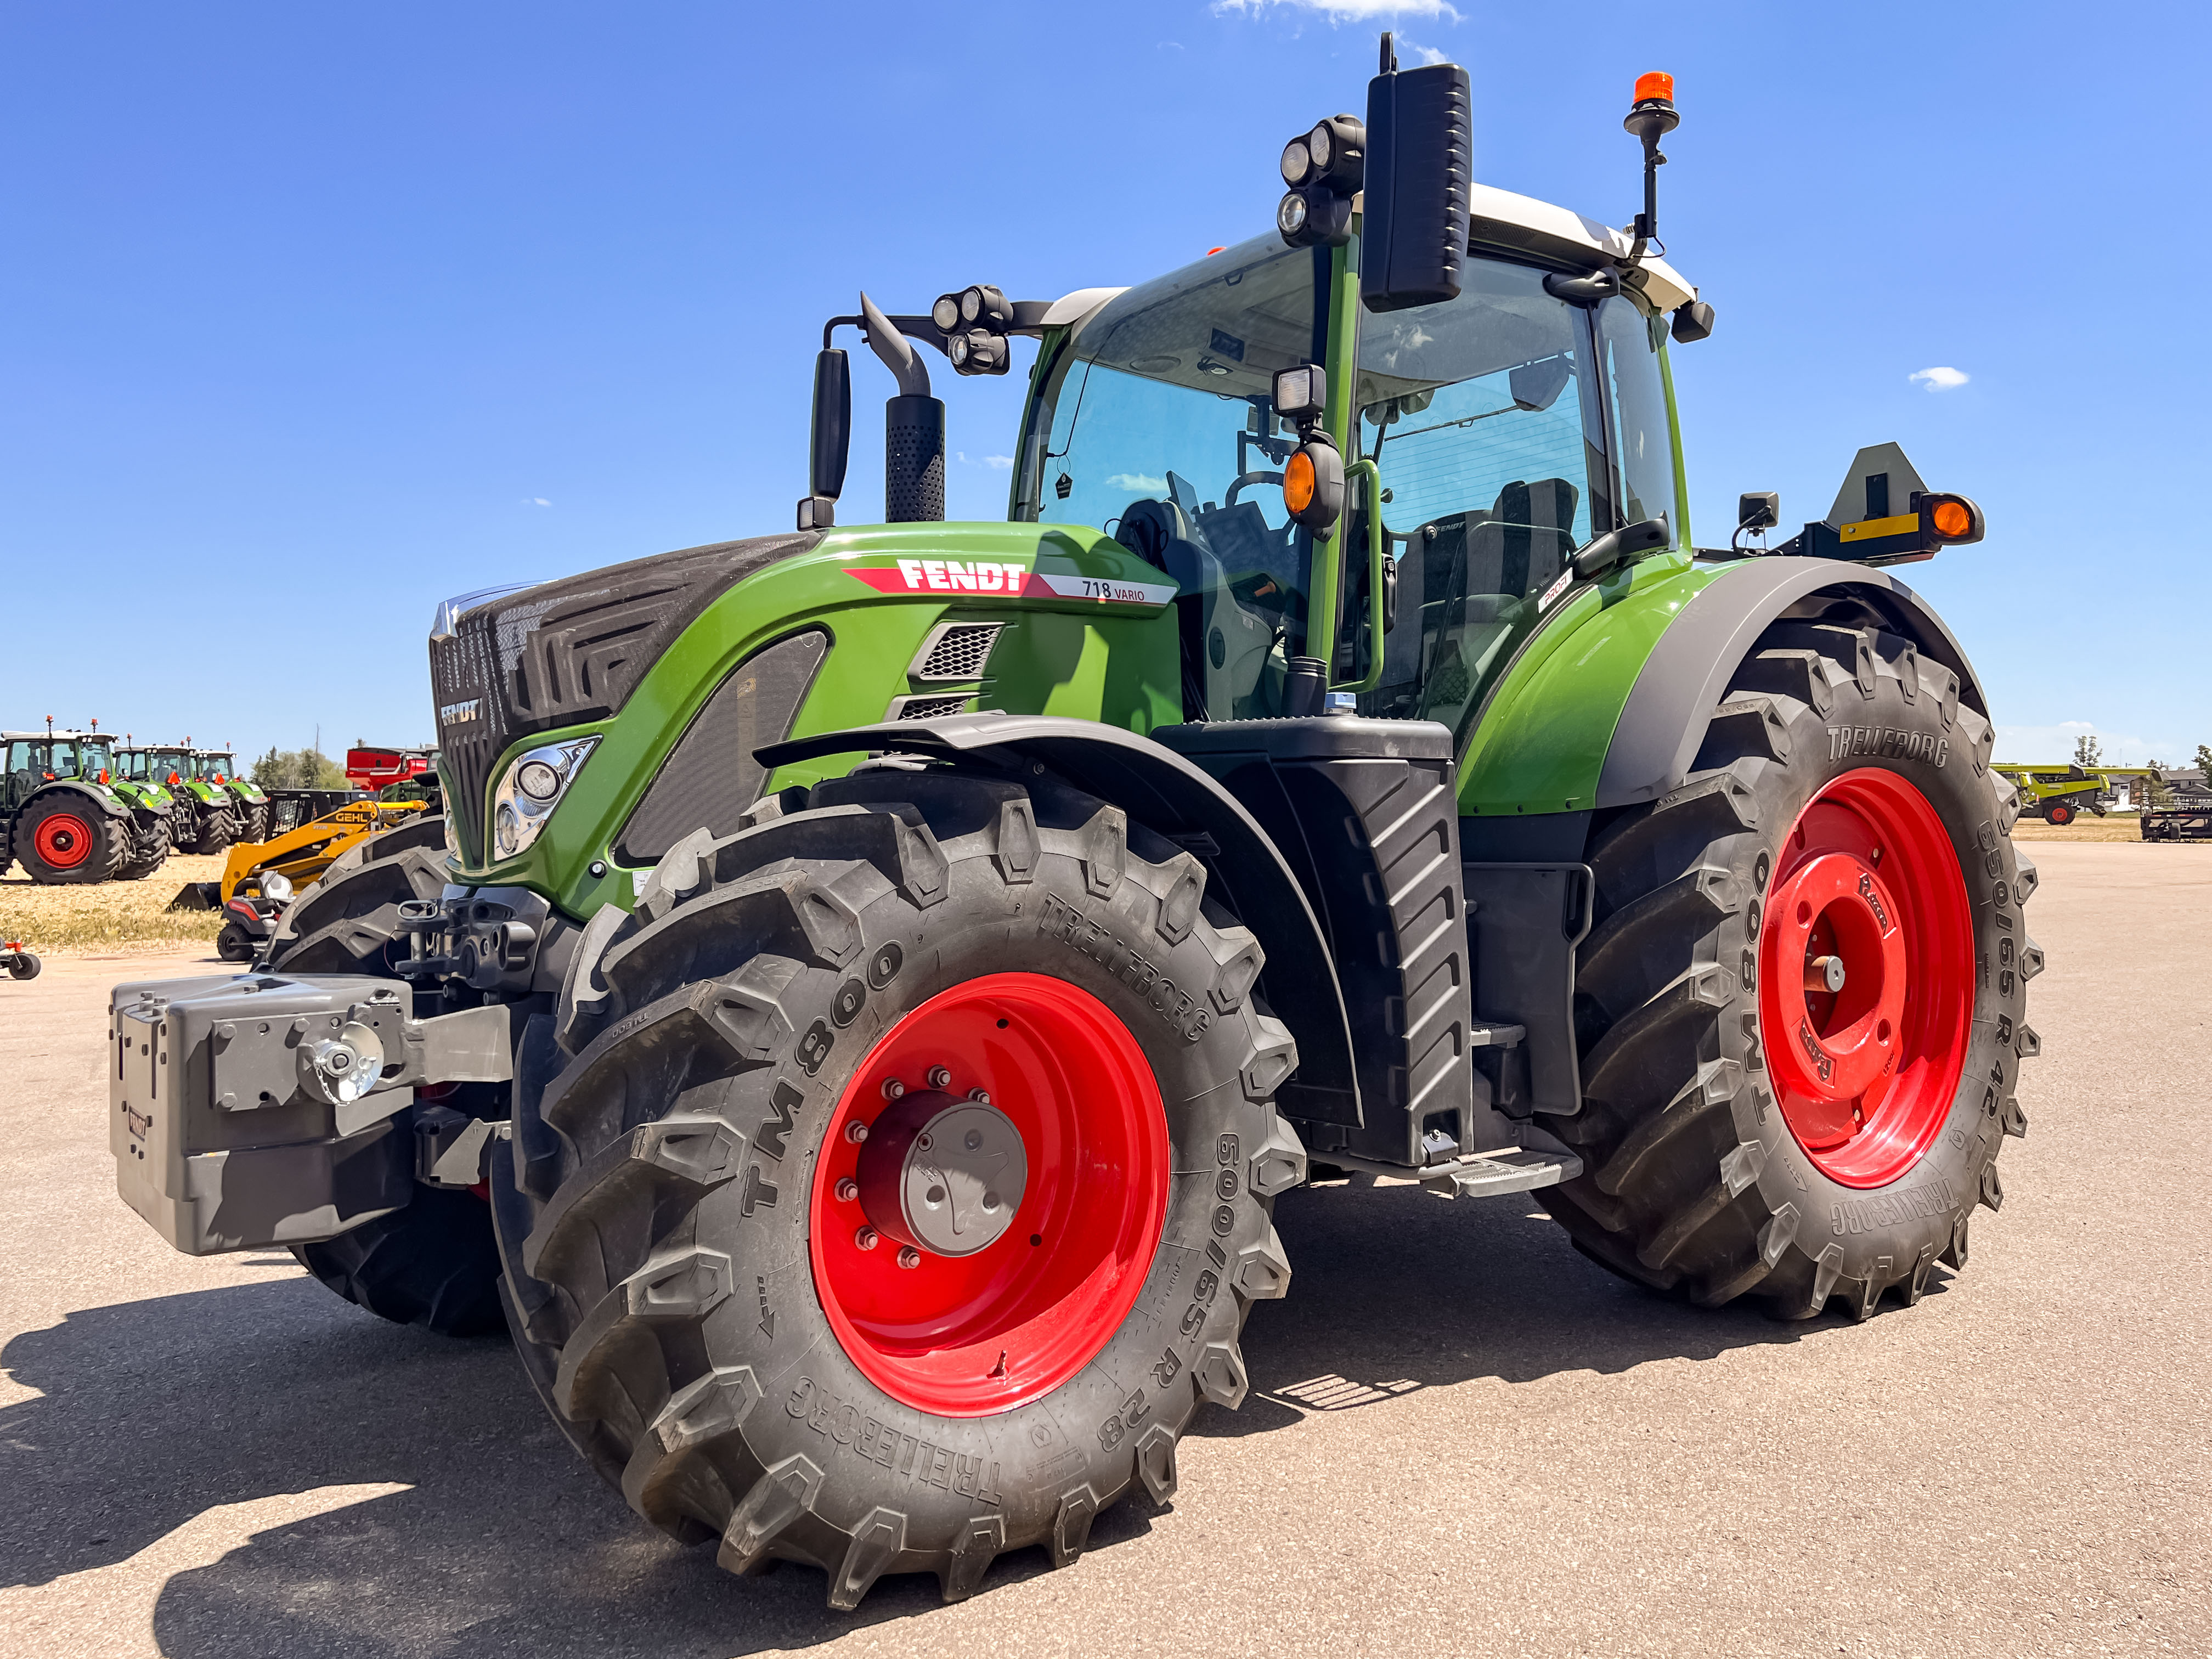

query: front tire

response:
[2045,800,2074,827]
[1542,618,2038,1319]
[495,765,1303,1607]
[117,814,172,881]
[262,813,450,974]
[271,814,504,1338]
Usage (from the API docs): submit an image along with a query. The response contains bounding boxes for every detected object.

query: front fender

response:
[757,713,1362,1127]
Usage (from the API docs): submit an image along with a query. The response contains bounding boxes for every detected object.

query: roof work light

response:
[1277,114,1364,249]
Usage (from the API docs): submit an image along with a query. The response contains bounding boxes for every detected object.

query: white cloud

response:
[1107,472,1167,493]
[1909,366,1969,392]
[985,454,1015,470]
[1396,32,1450,62]
[1214,0,1463,21]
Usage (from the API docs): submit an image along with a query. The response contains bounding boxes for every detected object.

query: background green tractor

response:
[109,44,2036,1611]
[199,747,272,843]
[3,726,168,882]
[117,741,238,853]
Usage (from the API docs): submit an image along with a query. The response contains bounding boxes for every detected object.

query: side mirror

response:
[799,348,850,530]
[1361,48,1472,315]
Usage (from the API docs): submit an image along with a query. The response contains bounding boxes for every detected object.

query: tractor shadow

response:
[0,1191,1925,1656]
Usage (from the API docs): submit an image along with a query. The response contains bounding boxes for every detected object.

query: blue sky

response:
[5,0,2205,768]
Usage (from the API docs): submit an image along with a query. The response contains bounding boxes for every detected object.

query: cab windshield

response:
[1350,257,1680,741]
[1015,234,1329,720]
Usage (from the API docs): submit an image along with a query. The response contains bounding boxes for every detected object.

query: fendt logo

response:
[843,560,1176,607]
[438,699,481,726]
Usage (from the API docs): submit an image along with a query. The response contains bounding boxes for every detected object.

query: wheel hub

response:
[809,972,1169,1417]
[1758,769,1973,1188]
[33,812,93,869]
[856,1090,1029,1259]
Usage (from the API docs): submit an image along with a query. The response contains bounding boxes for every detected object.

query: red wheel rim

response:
[2048,804,2072,825]
[32,811,94,870]
[1759,768,1972,1188]
[810,972,1169,1417]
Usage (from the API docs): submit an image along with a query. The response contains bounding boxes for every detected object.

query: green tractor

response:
[198,747,272,844]
[109,48,2037,1609]
[116,741,239,853]
[4,725,172,882]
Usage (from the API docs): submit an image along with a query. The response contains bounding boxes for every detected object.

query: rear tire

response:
[1542,619,2038,1319]
[5,951,39,980]
[495,766,1304,1607]
[216,921,259,962]
[2044,800,2074,827]
[242,801,272,842]
[17,794,126,884]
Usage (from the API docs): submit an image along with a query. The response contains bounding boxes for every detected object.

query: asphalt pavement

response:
[2,842,2206,1658]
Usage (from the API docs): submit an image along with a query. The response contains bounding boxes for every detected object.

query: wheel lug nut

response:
[896,1246,922,1269]
[968,1088,990,1105]
[835,1177,859,1203]
[845,1120,870,1144]
[927,1065,952,1090]
[881,1077,905,1101]
[855,1226,879,1250]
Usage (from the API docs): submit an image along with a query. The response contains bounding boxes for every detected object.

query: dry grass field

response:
[0,854,226,954]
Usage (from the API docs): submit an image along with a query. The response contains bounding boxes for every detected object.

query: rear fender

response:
[757,714,1361,1126]
[1595,557,1990,809]
[34,780,131,822]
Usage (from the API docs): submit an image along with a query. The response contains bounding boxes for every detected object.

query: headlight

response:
[1280,138,1311,186]
[932,294,961,331]
[1306,122,1331,171]
[1277,191,1310,236]
[488,736,597,862]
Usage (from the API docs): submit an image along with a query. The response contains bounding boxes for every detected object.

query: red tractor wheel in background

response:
[16,794,125,884]
[2045,800,2075,826]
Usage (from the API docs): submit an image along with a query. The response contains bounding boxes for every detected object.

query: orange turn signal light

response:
[1633,71,1674,105]
[1930,500,1972,538]
[1284,450,1317,515]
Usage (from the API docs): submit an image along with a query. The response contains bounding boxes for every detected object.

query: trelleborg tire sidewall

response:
[675,844,1274,1563]
[1743,690,2024,1287]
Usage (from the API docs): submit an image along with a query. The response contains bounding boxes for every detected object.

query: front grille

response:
[889,694,973,721]
[912,622,1003,682]
[427,530,820,864]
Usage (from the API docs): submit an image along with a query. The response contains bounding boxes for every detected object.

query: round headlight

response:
[1277,191,1310,235]
[1280,138,1311,187]
[949,333,970,366]
[932,295,960,331]
[961,286,983,323]
[494,800,520,857]
[517,758,561,801]
[1307,121,1332,172]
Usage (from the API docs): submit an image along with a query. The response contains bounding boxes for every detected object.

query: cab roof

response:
[1041,185,1697,330]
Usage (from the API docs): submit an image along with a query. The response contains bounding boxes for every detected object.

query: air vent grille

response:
[890,694,972,721]
[912,622,1003,683]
